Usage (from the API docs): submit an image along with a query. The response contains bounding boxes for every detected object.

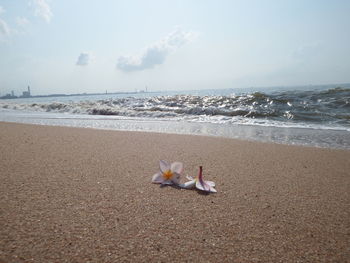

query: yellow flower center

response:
[162,170,173,180]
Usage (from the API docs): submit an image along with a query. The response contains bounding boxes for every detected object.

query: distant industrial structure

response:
[22,86,31,98]
[0,86,32,99]
[1,90,17,99]
[135,86,149,93]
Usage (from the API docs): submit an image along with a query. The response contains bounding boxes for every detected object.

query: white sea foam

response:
[1,108,349,150]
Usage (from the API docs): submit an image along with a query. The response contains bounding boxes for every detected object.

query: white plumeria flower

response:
[180,166,217,193]
[152,160,183,185]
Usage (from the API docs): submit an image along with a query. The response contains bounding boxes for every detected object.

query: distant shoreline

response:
[0,91,156,100]
[1,82,350,100]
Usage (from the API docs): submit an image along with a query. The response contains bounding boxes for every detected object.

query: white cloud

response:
[16,17,30,27]
[0,7,11,40]
[76,53,90,66]
[33,0,52,23]
[0,6,7,36]
[0,18,10,37]
[117,28,198,72]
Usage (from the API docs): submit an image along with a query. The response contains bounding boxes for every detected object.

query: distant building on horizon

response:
[21,86,31,98]
[1,90,17,99]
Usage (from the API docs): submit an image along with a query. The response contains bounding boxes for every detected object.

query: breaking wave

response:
[1,87,349,129]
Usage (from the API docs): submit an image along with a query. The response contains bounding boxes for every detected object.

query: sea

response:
[1,84,349,150]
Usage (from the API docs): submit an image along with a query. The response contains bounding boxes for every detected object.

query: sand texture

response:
[0,122,349,262]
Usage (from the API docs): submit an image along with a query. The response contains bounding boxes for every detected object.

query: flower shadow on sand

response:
[159,184,211,195]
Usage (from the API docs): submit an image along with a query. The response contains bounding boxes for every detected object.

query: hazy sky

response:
[0,0,349,95]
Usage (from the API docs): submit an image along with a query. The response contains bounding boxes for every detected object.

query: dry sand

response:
[0,122,349,262]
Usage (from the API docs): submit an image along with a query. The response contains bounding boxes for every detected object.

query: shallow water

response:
[1,108,349,150]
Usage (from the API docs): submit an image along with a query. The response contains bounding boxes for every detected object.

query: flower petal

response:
[179,180,196,189]
[171,172,181,184]
[152,172,164,184]
[186,175,194,181]
[209,186,217,193]
[171,162,183,174]
[162,180,174,185]
[159,160,170,173]
[196,179,211,192]
[205,180,215,187]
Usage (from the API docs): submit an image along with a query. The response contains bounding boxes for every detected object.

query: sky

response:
[0,0,349,95]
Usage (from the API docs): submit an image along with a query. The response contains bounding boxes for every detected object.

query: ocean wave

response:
[1,87,349,128]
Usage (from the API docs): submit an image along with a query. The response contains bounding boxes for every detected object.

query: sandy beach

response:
[0,122,349,262]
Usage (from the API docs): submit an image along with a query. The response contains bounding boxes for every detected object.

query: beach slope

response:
[0,122,349,262]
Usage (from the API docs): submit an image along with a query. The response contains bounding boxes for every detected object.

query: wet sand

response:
[0,122,349,262]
